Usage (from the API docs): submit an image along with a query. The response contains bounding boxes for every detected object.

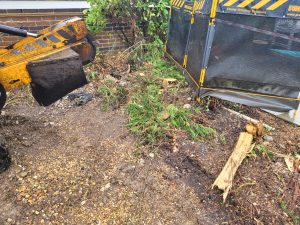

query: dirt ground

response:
[0,54,299,225]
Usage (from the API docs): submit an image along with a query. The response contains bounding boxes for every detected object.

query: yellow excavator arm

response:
[0,17,96,108]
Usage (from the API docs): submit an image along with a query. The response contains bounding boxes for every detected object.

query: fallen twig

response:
[120,40,145,57]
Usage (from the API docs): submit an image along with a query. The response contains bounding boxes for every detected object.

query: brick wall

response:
[0,9,130,52]
[93,22,132,52]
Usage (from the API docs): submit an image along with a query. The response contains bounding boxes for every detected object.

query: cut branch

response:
[212,132,254,202]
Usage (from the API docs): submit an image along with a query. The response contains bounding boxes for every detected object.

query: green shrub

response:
[85,0,170,42]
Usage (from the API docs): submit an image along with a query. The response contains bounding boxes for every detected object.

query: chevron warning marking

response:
[198,1,202,9]
[224,0,239,6]
[238,0,255,7]
[171,0,184,7]
[267,0,288,10]
[197,0,206,10]
[252,0,271,9]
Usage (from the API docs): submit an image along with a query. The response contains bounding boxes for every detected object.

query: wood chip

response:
[162,78,178,88]
[284,156,295,172]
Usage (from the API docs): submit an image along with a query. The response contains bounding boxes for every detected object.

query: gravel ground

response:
[0,54,299,225]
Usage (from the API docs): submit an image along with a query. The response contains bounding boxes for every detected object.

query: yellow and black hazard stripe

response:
[220,0,288,10]
[194,0,206,11]
[170,0,185,8]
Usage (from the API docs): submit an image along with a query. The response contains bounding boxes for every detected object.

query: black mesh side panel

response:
[166,8,192,65]
[200,88,299,111]
[185,14,210,84]
[206,13,300,101]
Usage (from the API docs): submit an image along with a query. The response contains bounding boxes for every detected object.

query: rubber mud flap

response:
[27,49,88,106]
[0,146,10,173]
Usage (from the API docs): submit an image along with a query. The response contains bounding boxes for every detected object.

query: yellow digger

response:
[0,17,96,109]
[0,17,96,172]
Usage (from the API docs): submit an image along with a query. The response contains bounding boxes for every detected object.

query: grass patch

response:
[280,202,300,224]
[251,145,274,159]
[86,71,98,81]
[145,45,186,83]
[129,42,186,84]
[167,104,215,139]
[127,83,215,144]
[126,42,215,145]
[150,57,185,83]
[127,84,165,144]
[98,81,127,111]
[219,133,227,145]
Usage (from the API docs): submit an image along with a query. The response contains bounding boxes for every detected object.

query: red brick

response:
[41,16,56,21]
[0,12,131,50]
[27,16,43,22]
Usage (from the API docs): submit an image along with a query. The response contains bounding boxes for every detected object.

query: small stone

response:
[49,122,55,126]
[1,110,5,116]
[263,135,274,142]
[16,120,19,125]
[139,158,145,166]
[161,111,170,120]
[262,141,270,146]
[183,104,192,109]
[173,146,179,153]
[149,153,155,158]
[120,81,127,87]
[19,171,28,178]
[187,97,192,101]
[101,183,111,191]
[7,218,12,222]
[22,141,31,147]
[81,200,86,206]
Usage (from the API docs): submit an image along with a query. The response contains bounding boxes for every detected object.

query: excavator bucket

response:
[27,48,87,106]
[0,17,96,108]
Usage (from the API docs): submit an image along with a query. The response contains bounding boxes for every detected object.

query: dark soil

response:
[0,53,299,225]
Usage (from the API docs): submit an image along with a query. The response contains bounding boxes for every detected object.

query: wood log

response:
[212,132,254,202]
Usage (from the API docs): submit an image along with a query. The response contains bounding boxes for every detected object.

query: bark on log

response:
[212,132,254,202]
